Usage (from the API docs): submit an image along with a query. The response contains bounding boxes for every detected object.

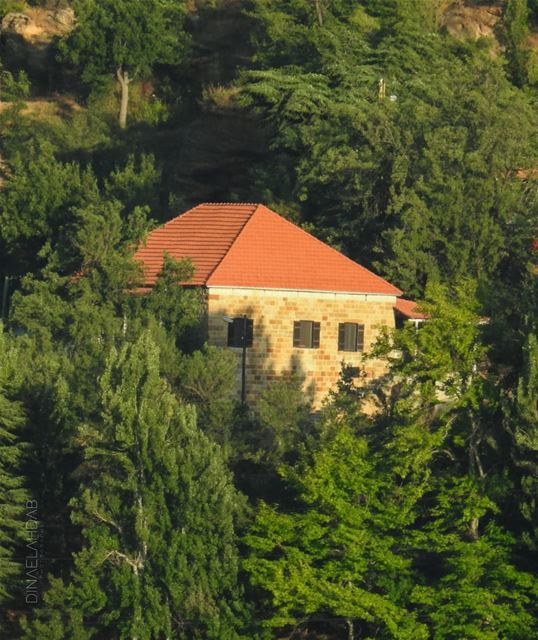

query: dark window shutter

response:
[246,319,254,347]
[227,321,235,347]
[227,317,253,347]
[356,324,365,351]
[233,318,242,346]
[293,321,301,347]
[338,323,346,351]
[312,322,321,348]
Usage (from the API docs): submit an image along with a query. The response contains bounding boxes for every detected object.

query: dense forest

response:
[0,0,537,638]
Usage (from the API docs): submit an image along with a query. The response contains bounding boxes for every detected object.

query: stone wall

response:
[207,286,397,408]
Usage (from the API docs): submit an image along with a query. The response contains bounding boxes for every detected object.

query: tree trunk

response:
[346,618,354,640]
[314,0,324,26]
[117,68,131,129]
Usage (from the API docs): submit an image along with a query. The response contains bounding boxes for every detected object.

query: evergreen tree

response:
[246,281,538,638]
[504,0,530,86]
[372,280,538,637]
[509,332,538,549]
[0,146,161,277]
[177,345,238,452]
[0,329,29,634]
[245,420,430,640]
[22,332,245,639]
[242,5,538,296]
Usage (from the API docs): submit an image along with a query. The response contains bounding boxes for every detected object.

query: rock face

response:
[1,7,75,39]
[53,8,75,28]
[1,13,32,35]
[441,2,503,48]
[0,7,75,77]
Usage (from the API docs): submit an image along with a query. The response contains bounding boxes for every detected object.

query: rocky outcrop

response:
[0,7,75,77]
[1,7,75,40]
[440,2,503,50]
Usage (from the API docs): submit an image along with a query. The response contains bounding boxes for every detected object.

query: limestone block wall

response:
[207,287,397,408]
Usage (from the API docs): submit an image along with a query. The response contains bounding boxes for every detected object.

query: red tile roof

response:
[134,203,401,295]
[394,298,429,319]
[134,203,256,286]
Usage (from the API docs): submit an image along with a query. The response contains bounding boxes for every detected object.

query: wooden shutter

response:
[312,322,321,348]
[246,319,254,347]
[356,324,365,351]
[227,320,235,346]
[293,321,301,347]
[234,318,243,346]
[338,323,346,351]
[227,318,253,347]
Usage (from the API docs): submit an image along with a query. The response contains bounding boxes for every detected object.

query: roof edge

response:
[254,205,403,296]
[207,284,398,297]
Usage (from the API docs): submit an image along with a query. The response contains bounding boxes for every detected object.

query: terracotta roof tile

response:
[134,203,401,295]
[394,298,429,319]
[134,203,257,285]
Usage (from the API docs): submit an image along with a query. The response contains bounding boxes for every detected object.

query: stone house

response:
[135,203,405,407]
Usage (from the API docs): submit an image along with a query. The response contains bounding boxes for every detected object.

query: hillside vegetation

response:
[0,1,537,639]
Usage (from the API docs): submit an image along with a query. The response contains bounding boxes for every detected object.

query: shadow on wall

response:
[207,305,316,407]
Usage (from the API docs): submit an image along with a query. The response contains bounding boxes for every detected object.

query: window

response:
[227,317,253,347]
[338,323,364,352]
[293,320,320,349]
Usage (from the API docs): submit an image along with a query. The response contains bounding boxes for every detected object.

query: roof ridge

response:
[158,203,259,231]
[159,203,203,229]
[200,201,261,206]
[255,205,402,296]
[204,204,261,283]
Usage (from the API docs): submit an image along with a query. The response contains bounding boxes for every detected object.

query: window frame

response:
[338,322,365,352]
[293,320,321,349]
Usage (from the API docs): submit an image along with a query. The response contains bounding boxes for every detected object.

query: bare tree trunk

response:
[117,67,131,129]
[346,618,354,640]
[314,0,324,26]
[467,414,484,540]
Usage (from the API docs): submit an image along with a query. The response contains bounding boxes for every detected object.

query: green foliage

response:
[142,253,205,349]
[0,66,30,102]
[177,345,238,451]
[61,0,188,84]
[242,7,538,296]
[59,0,189,126]
[0,146,160,276]
[508,332,538,549]
[253,373,313,464]
[0,140,98,268]
[245,422,430,639]
[0,0,26,17]
[22,332,245,639]
[504,0,530,86]
[1,1,538,635]
[246,282,538,638]
[0,329,29,630]
[375,280,488,408]
[410,527,538,639]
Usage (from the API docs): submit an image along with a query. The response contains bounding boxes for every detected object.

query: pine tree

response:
[244,420,430,640]
[246,281,538,638]
[505,0,530,86]
[372,281,538,637]
[510,332,538,549]
[22,332,245,639]
[0,329,29,633]
[242,5,538,297]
